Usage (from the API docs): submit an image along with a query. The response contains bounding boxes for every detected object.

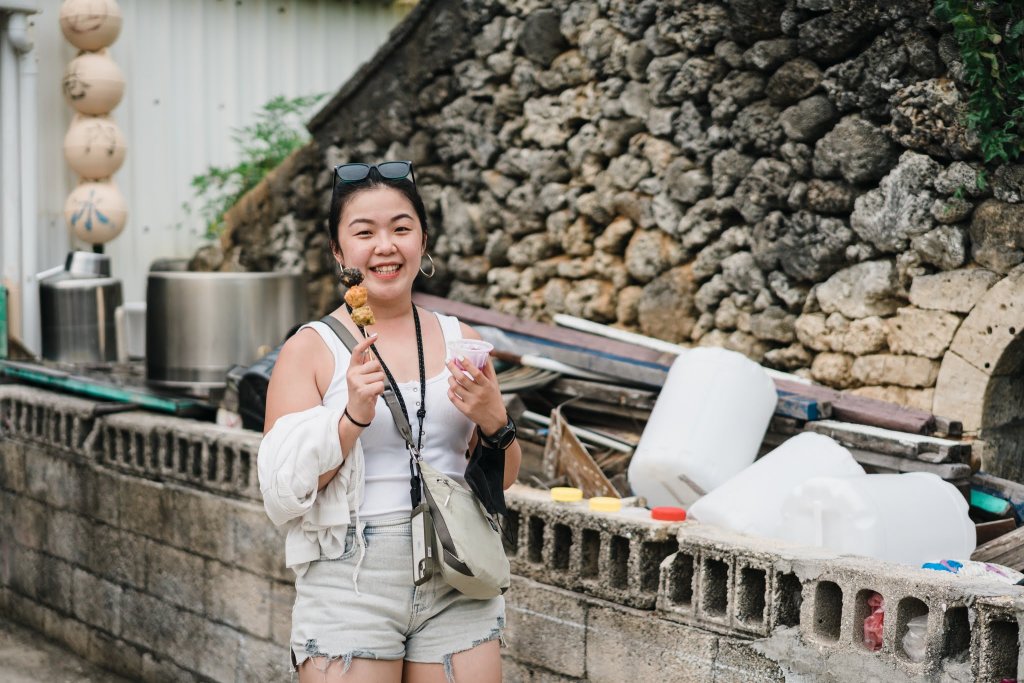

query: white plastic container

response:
[778,472,976,565]
[688,432,864,538]
[628,347,778,508]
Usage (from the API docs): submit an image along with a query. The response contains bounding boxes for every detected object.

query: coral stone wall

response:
[195,0,1024,473]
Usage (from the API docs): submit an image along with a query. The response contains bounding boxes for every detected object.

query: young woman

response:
[262,161,521,683]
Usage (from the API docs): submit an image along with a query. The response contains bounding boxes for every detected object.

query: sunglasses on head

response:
[333,160,416,185]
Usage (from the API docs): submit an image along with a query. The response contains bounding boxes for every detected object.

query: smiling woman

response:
[257,161,521,683]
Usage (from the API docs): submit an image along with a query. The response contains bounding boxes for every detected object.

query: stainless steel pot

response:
[39,251,123,363]
[145,271,308,392]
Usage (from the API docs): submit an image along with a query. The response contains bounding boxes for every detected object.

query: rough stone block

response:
[121,588,205,666]
[71,568,122,635]
[587,604,718,683]
[504,577,588,678]
[947,268,1024,375]
[80,465,120,526]
[886,307,962,359]
[848,385,935,413]
[933,351,988,433]
[713,637,785,682]
[10,546,41,600]
[45,609,91,661]
[166,485,235,562]
[45,509,92,565]
[232,502,289,582]
[908,269,1001,313]
[0,440,26,493]
[851,354,939,388]
[145,541,206,613]
[90,524,147,590]
[816,260,903,319]
[501,657,580,682]
[238,634,292,683]
[141,652,200,683]
[270,580,295,645]
[89,629,145,680]
[197,620,243,682]
[204,561,272,639]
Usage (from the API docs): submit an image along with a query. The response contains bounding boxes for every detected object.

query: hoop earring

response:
[419,253,436,279]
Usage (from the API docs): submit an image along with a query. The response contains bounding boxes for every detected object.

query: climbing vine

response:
[934,0,1024,166]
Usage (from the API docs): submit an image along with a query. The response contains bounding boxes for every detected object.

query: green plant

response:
[935,0,1024,170]
[184,93,326,238]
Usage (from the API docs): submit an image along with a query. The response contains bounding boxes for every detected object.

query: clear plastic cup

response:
[447,339,493,371]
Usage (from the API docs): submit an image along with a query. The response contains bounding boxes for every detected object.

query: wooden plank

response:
[775,378,937,435]
[975,519,1018,546]
[549,378,657,410]
[972,472,1024,521]
[971,524,1024,570]
[776,390,831,421]
[807,419,971,464]
[849,448,972,480]
[542,407,620,499]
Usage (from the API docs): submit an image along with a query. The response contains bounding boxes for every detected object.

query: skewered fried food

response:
[344,284,368,308]
[351,305,376,327]
[339,267,364,288]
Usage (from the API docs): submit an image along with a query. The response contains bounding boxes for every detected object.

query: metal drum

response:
[145,271,308,392]
[39,251,123,363]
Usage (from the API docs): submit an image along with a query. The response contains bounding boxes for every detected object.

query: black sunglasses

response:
[333,160,415,185]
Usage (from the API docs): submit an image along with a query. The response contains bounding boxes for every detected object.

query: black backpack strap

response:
[317,315,416,449]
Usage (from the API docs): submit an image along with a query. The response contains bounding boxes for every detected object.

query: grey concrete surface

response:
[0,616,131,683]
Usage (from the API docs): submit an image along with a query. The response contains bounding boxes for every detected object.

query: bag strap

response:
[317,315,416,450]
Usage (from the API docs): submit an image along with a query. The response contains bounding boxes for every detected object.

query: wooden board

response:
[971,524,1024,569]
[807,420,971,464]
[975,518,1018,546]
[542,407,620,499]
[972,472,1024,521]
[849,448,972,480]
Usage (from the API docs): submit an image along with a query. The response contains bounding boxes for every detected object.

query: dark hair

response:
[326,171,429,255]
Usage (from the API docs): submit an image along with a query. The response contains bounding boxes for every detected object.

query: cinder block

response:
[973,596,1019,683]
[196,619,243,682]
[145,541,206,613]
[0,440,26,492]
[89,628,145,680]
[117,475,171,542]
[204,560,272,639]
[45,509,92,565]
[504,577,588,678]
[36,555,74,614]
[270,580,295,645]
[90,523,147,590]
[232,502,290,581]
[713,638,785,682]
[166,485,235,562]
[586,603,719,683]
[24,449,84,511]
[237,633,292,682]
[141,652,201,683]
[71,568,122,635]
[12,495,47,551]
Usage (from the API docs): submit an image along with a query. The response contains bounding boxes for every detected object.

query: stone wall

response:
[193,0,1024,475]
[3,385,1023,682]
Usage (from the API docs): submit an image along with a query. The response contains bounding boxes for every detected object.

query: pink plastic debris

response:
[863,592,885,651]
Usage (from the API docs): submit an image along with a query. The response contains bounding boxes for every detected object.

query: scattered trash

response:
[902,614,927,662]
[922,559,1024,585]
[863,592,884,651]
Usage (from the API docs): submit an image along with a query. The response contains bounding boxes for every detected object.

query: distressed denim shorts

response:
[290,515,505,680]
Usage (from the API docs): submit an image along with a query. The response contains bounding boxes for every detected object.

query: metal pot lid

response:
[64,251,111,278]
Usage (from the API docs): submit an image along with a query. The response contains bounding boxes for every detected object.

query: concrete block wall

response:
[2,384,1023,682]
[0,386,292,682]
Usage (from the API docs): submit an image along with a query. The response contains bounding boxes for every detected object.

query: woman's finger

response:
[349,333,378,365]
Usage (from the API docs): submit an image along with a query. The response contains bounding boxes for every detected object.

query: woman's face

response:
[334,186,426,301]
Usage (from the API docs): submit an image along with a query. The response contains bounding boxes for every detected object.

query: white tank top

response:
[300,312,476,519]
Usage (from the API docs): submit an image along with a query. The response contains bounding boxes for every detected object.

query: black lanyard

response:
[350,304,426,506]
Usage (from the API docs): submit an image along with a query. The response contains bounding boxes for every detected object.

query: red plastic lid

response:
[651,506,687,522]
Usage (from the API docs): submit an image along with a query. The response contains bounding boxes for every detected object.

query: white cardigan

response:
[257,405,365,577]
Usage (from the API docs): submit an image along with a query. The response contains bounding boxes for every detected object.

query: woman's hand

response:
[446,356,506,435]
[345,333,385,426]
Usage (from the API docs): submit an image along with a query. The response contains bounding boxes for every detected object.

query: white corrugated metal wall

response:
[28,0,408,305]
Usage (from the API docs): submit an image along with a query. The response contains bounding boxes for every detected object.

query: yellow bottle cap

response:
[588,497,622,513]
[550,486,583,503]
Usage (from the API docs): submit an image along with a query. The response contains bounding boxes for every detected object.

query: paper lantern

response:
[64,114,126,179]
[64,182,128,245]
[63,50,124,115]
[59,0,122,51]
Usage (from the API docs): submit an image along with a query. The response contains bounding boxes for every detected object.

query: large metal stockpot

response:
[145,271,308,392]
[39,251,123,363]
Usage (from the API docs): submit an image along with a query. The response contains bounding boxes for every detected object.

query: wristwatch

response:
[480,414,517,449]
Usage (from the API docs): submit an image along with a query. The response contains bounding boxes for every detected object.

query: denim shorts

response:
[290,515,505,681]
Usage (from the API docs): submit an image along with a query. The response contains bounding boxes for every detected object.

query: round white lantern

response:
[59,0,123,52]
[63,50,124,115]
[64,114,126,179]
[64,181,128,245]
